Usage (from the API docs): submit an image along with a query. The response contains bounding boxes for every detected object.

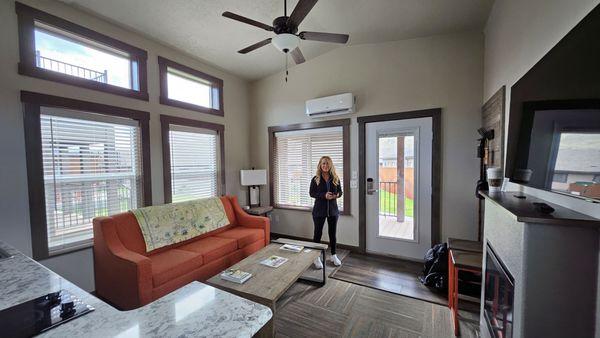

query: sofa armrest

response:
[229,196,270,245]
[93,216,153,310]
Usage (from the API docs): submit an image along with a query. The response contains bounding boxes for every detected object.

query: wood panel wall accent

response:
[357,109,442,253]
[15,2,149,101]
[20,91,152,260]
[481,86,506,171]
[158,56,224,116]
[268,119,351,215]
[160,115,226,203]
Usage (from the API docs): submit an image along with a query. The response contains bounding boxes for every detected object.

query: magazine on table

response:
[260,255,289,268]
[279,243,304,253]
[220,269,252,284]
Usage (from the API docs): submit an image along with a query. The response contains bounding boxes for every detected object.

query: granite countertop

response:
[0,241,272,338]
[479,190,600,228]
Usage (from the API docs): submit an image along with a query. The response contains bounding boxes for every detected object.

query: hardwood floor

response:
[330,253,447,305]
[274,278,480,338]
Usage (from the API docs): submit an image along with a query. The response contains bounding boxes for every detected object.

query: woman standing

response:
[309,156,343,269]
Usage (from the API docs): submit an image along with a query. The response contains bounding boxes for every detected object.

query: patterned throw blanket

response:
[132,197,229,252]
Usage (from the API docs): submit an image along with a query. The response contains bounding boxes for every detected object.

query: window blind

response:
[169,125,219,202]
[40,110,142,254]
[273,126,344,210]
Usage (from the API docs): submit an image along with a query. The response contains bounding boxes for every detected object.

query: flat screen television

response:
[505,4,600,202]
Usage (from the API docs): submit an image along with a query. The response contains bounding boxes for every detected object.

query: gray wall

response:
[0,0,252,291]
[249,31,484,247]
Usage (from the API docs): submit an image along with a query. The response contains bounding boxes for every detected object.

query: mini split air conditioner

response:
[306,93,355,118]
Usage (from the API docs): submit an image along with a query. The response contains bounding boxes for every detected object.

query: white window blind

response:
[40,109,142,254]
[274,126,344,210]
[169,125,219,202]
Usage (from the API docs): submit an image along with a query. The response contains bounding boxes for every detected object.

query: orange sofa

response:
[93,195,269,310]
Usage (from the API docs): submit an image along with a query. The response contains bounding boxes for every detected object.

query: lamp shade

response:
[272,33,299,53]
[240,169,267,186]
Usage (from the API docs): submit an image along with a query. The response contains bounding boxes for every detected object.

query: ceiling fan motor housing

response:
[273,16,298,34]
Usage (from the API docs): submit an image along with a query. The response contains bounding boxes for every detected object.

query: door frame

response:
[358,108,442,253]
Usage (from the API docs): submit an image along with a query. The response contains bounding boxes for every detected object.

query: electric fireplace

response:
[483,243,514,338]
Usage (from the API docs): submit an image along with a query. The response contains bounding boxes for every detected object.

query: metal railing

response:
[379,181,398,217]
[36,51,107,83]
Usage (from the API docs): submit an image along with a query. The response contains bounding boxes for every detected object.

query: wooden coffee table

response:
[207,240,327,337]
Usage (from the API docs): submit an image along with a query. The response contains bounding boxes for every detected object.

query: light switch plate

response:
[350,179,358,189]
[351,171,358,180]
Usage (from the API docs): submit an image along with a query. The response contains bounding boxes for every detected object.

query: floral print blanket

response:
[132,197,229,252]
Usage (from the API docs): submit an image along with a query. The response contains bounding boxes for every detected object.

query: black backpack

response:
[419,243,448,291]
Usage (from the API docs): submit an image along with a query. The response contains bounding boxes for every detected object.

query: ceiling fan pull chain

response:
[285,54,289,82]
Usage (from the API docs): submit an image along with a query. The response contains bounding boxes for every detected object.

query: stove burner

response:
[0,289,94,337]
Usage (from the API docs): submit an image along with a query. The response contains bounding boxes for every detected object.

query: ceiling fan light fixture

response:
[272,33,299,53]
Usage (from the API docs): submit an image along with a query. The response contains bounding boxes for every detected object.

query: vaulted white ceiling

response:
[59,0,493,80]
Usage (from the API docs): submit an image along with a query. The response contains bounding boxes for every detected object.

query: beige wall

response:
[483,1,600,336]
[249,31,484,249]
[0,0,251,290]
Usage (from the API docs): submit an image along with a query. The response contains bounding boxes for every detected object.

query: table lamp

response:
[240,169,267,207]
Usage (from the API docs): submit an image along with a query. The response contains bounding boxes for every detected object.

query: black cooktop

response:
[0,289,94,337]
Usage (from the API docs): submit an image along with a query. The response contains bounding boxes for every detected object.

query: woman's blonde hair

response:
[314,156,340,186]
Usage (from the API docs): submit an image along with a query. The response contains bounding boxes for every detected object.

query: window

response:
[269,120,350,214]
[22,91,152,259]
[158,57,224,116]
[16,2,148,100]
[161,115,225,203]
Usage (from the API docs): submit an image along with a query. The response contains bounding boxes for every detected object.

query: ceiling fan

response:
[223,0,350,65]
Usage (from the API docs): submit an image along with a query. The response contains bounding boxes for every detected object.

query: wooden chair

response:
[447,238,483,336]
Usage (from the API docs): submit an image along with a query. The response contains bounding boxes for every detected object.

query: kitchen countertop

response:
[0,241,272,338]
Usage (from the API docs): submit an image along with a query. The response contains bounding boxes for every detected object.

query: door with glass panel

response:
[365,117,432,259]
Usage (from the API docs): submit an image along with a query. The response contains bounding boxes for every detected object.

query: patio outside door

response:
[365,117,432,260]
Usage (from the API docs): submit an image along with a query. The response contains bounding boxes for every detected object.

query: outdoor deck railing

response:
[379,181,398,217]
[36,51,108,83]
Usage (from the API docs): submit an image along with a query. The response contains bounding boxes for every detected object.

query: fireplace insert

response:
[484,243,514,338]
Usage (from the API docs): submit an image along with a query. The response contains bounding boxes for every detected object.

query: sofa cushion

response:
[215,227,265,249]
[178,236,238,263]
[149,249,203,287]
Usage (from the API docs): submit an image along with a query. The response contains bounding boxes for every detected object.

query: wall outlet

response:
[350,179,358,189]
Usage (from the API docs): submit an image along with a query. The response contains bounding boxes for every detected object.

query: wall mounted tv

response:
[505,4,600,202]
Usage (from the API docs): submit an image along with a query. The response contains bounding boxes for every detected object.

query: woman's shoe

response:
[314,256,323,269]
[331,254,342,266]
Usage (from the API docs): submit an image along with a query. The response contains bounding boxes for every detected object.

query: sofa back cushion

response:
[107,196,237,255]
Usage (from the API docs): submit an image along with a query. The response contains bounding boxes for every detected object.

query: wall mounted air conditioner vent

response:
[306,93,355,118]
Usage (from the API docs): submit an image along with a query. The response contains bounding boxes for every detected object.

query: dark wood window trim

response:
[268,119,351,215]
[15,2,149,101]
[357,108,441,253]
[158,56,224,116]
[160,115,226,203]
[21,91,152,260]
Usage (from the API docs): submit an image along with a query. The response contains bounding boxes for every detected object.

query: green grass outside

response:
[379,189,414,218]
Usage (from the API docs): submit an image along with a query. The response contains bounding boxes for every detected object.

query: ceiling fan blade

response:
[299,31,349,44]
[223,11,273,31]
[290,47,306,64]
[238,38,272,54]
[287,0,318,28]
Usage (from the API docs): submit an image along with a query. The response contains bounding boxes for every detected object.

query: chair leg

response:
[453,267,460,336]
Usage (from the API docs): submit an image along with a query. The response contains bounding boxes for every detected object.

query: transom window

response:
[269,120,350,213]
[161,115,225,203]
[158,57,224,116]
[16,2,148,100]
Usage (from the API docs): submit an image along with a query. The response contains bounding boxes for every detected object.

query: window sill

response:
[35,241,93,261]
[19,65,149,101]
[159,96,224,116]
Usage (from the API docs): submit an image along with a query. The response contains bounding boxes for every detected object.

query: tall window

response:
[269,120,350,213]
[161,115,225,203]
[16,2,148,100]
[158,57,224,116]
[22,92,152,259]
